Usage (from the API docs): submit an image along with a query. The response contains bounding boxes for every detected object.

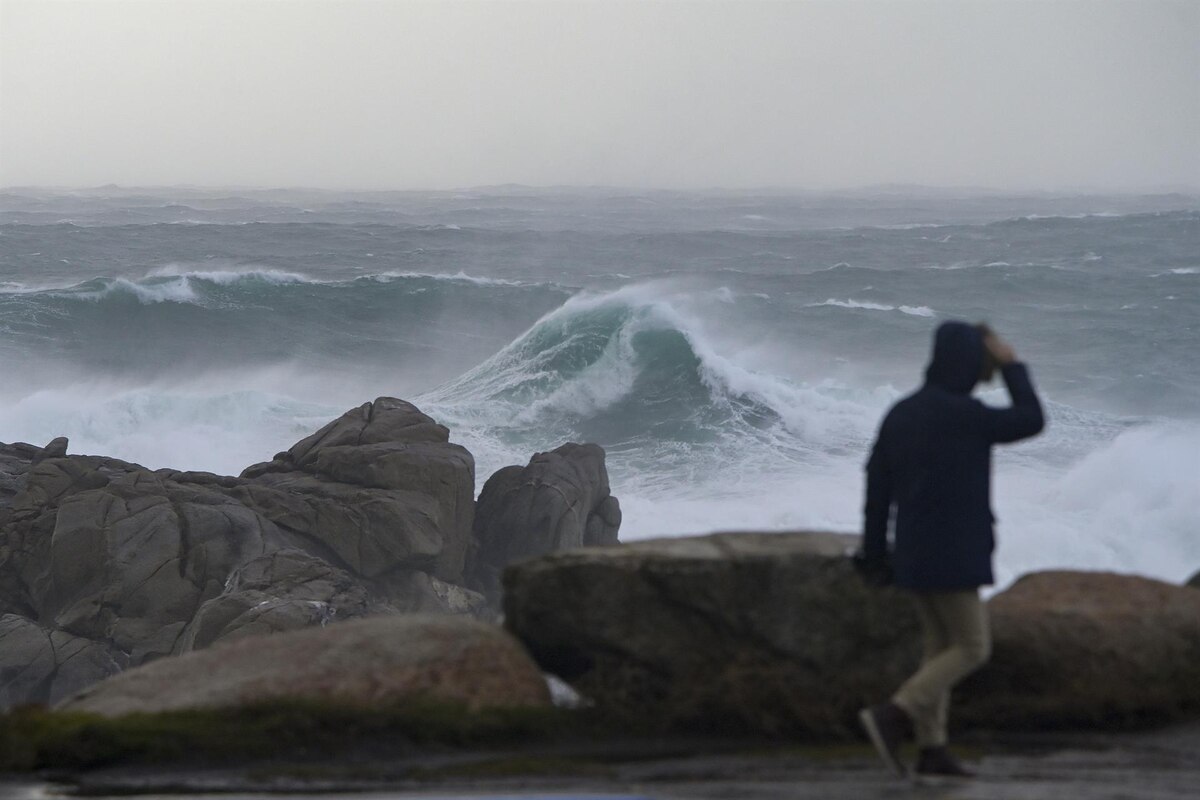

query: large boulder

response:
[470,443,621,602]
[58,615,551,717]
[503,531,919,736]
[957,571,1200,728]
[0,398,489,710]
[505,534,1200,736]
[0,614,125,708]
[241,398,475,582]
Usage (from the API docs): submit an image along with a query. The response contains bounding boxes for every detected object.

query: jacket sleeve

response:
[862,421,893,560]
[978,362,1045,444]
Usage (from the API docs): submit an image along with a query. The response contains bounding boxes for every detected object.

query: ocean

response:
[1,187,1197,589]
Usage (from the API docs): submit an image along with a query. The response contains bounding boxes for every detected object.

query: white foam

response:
[373,270,527,287]
[811,299,935,317]
[0,383,337,474]
[65,277,200,305]
[812,299,894,312]
[994,422,1200,586]
[148,263,312,285]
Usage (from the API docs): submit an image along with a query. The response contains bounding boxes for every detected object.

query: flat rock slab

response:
[504,531,922,736]
[58,615,551,717]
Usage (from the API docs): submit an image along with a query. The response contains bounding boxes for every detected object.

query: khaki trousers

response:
[892,589,991,747]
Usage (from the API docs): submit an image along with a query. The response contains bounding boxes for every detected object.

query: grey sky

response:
[1,0,1196,191]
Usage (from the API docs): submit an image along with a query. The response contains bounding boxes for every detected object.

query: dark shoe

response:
[858,702,910,777]
[914,746,975,781]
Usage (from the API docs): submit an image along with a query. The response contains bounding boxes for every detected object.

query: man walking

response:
[857,321,1044,780]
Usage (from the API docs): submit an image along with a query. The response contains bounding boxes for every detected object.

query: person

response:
[856,320,1044,780]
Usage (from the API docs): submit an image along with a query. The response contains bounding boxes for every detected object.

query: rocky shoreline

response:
[2,396,1199,792]
[0,396,619,710]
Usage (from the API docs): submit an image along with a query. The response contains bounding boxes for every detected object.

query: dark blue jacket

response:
[862,322,1045,590]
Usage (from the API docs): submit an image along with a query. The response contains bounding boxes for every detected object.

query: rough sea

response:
[1,187,1197,588]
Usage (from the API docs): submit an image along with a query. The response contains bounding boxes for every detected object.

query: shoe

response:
[858,702,910,777]
[913,746,975,781]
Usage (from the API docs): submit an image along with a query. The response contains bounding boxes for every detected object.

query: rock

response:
[506,536,1200,736]
[1186,571,1199,589]
[233,477,446,579]
[957,571,1200,728]
[0,614,125,707]
[37,470,290,664]
[250,397,452,473]
[176,549,373,652]
[0,400,606,710]
[0,441,40,513]
[59,615,551,717]
[470,443,621,602]
[33,436,69,464]
[503,531,920,736]
[241,397,475,582]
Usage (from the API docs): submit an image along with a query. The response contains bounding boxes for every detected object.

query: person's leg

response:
[860,591,949,776]
[907,594,950,747]
[892,590,990,747]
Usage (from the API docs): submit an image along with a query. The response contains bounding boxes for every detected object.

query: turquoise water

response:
[1,188,1198,587]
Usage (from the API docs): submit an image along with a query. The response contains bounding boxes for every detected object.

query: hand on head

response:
[983,331,1016,366]
[974,322,1016,383]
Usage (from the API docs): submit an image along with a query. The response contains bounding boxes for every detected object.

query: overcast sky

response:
[1,0,1196,191]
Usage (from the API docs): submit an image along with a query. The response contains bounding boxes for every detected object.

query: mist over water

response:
[1,188,1198,588]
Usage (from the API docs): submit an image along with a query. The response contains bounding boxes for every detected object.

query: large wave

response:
[418,285,899,496]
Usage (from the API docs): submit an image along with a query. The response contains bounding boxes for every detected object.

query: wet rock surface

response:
[58,614,551,716]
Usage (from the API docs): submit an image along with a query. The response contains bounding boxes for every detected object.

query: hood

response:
[924,321,984,394]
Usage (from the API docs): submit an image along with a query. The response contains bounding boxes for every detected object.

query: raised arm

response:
[977,333,1045,444]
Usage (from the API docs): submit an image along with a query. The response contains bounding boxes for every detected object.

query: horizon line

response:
[4,182,1200,198]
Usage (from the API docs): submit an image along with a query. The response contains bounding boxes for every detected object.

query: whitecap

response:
[64,277,200,305]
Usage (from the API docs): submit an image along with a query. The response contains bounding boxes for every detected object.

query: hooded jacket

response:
[862,322,1045,590]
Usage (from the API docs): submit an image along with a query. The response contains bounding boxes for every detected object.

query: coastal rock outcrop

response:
[957,571,1200,728]
[504,531,920,735]
[58,614,551,717]
[505,533,1200,736]
[470,443,621,602]
[0,400,618,711]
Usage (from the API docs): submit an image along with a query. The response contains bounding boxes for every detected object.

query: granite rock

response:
[59,614,551,717]
[0,613,125,708]
[957,570,1200,728]
[504,531,920,736]
[471,442,621,602]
